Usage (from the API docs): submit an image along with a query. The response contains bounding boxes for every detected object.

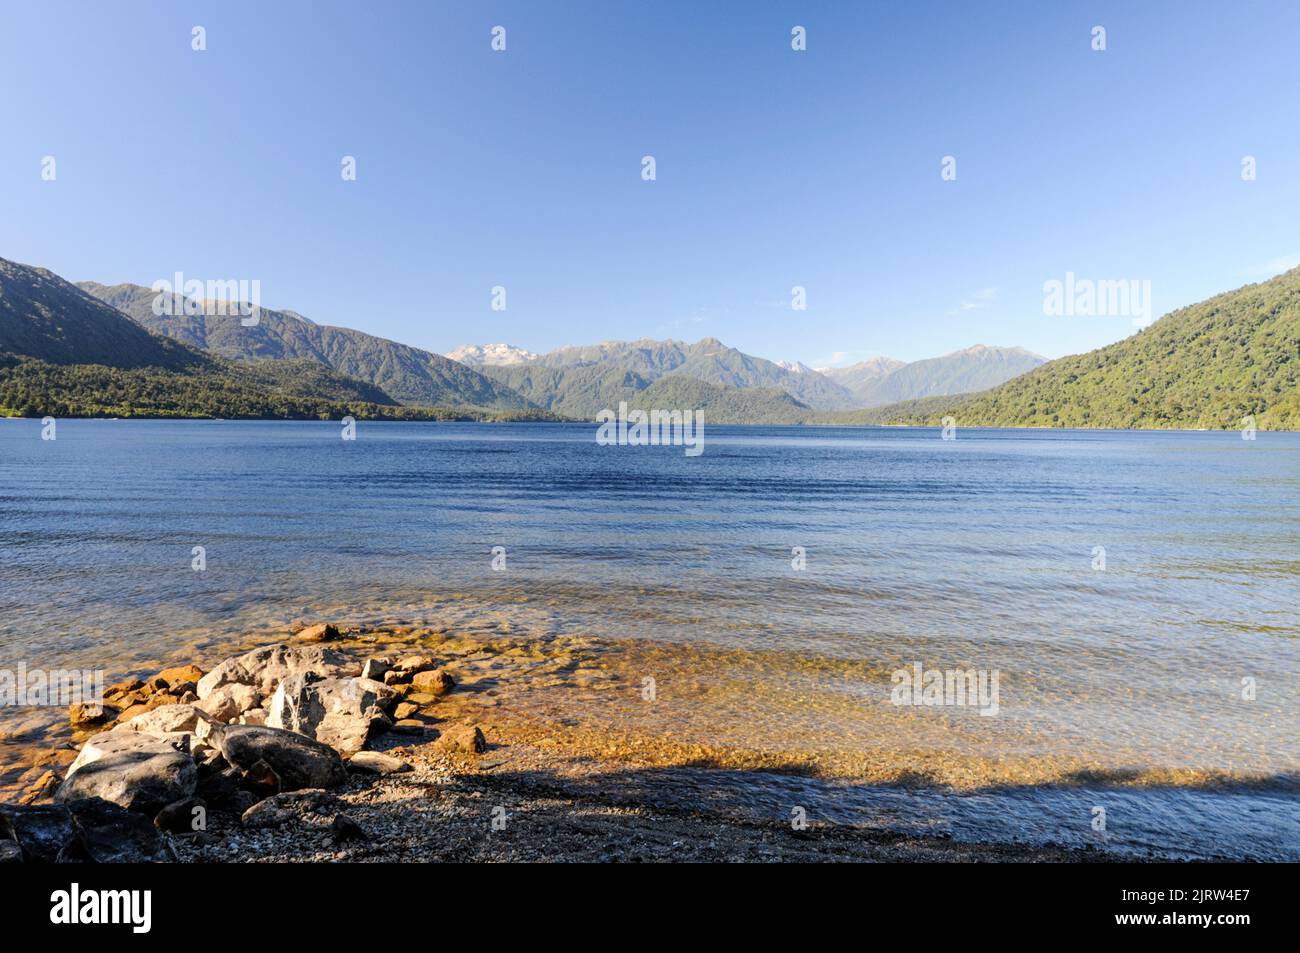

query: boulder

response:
[56,732,197,813]
[0,803,76,862]
[65,797,178,862]
[347,751,411,775]
[201,723,348,790]
[197,643,357,700]
[111,703,202,735]
[268,674,400,758]
[238,709,268,727]
[435,724,487,755]
[411,668,456,697]
[392,702,418,720]
[196,683,263,723]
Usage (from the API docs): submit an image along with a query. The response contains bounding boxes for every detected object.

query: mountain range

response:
[1,254,1295,429]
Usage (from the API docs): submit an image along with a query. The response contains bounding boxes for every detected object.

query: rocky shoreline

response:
[2,623,1121,863]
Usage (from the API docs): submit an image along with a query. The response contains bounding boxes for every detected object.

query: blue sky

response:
[3,1,1299,365]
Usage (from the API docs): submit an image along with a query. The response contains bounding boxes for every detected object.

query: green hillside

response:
[869,268,1300,431]
[79,281,533,411]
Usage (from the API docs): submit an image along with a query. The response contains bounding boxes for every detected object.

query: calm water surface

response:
[0,420,1296,857]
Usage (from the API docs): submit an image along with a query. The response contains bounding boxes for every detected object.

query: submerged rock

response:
[295,623,341,643]
[435,724,487,755]
[55,732,197,814]
[411,668,456,697]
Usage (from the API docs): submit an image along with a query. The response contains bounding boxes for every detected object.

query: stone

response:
[196,683,263,723]
[0,803,76,863]
[268,674,400,758]
[435,724,486,755]
[104,677,145,699]
[330,814,365,843]
[154,664,204,687]
[361,657,392,681]
[241,790,343,829]
[392,654,437,674]
[347,751,411,775]
[111,703,202,735]
[295,623,341,643]
[391,720,429,734]
[382,669,410,686]
[202,723,348,790]
[411,668,456,697]
[243,759,281,799]
[66,797,178,862]
[56,732,197,813]
[238,708,268,727]
[153,796,207,834]
[68,703,111,728]
[18,770,59,805]
[392,702,418,720]
[167,681,197,697]
[197,643,357,700]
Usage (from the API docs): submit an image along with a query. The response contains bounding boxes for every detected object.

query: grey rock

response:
[197,643,357,700]
[202,723,348,790]
[196,683,263,723]
[56,732,197,814]
[0,803,76,863]
[267,674,400,758]
[110,703,202,735]
[347,751,412,775]
[66,797,179,862]
[241,790,343,829]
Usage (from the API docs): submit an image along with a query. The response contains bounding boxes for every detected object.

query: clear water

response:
[1,419,1296,858]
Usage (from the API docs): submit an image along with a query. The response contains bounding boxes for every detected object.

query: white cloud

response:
[955,286,998,312]
[1244,253,1300,279]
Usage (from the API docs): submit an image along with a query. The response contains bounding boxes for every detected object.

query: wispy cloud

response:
[1244,253,1300,279]
[948,286,998,315]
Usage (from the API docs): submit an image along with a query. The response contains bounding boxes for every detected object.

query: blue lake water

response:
[0,419,1296,858]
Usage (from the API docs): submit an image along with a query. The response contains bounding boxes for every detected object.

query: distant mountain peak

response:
[446,343,538,366]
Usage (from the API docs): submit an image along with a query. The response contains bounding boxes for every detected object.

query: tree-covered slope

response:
[871,268,1300,430]
[79,281,533,411]
[1,259,204,370]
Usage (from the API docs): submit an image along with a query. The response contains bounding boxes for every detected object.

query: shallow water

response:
[0,419,1296,856]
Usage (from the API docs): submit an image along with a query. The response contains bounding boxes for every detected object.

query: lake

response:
[1,419,1296,858]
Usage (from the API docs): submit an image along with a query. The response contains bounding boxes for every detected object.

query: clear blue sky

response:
[3,1,1299,365]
